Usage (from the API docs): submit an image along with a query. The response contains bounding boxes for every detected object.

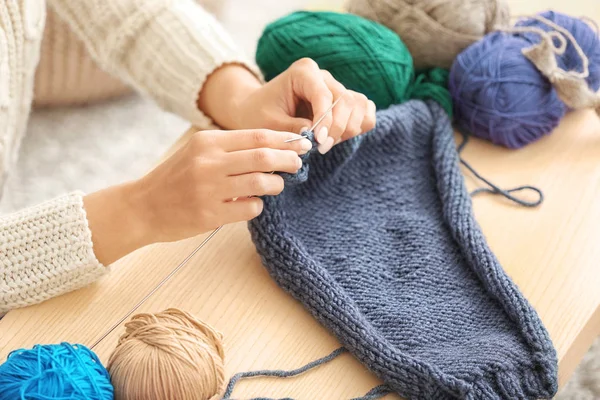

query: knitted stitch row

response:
[249,101,558,399]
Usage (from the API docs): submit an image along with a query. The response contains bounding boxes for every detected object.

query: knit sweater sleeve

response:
[46,0,258,126]
[0,192,106,314]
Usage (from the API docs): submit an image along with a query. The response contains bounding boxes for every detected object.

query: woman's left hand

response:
[198,58,376,154]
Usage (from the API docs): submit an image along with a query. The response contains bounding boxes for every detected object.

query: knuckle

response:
[253,148,274,167]
[190,131,213,151]
[355,92,368,102]
[285,150,299,165]
[333,81,347,94]
[344,94,358,106]
[294,57,318,71]
[347,124,362,137]
[331,118,347,135]
[320,69,334,80]
[251,129,270,147]
[250,173,269,192]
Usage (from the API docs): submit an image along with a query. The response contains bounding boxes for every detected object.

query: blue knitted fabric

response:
[248,101,558,399]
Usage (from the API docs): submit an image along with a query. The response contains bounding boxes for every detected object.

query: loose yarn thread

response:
[450,12,600,149]
[222,347,390,400]
[516,11,600,93]
[0,308,387,400]
[513,14,600,114]
[457,134,544,207]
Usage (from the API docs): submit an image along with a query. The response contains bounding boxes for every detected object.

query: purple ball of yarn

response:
[516,11,600,92]
[449,31,567,149]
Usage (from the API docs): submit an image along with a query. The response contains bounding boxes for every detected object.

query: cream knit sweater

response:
[0,0,253,314]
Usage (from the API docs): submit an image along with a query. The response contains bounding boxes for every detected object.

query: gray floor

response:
[0,0,597,398]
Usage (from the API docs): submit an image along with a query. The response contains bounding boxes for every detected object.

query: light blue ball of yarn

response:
[0,343,114,400]
[449,31,567,149]
[516,11,600,93]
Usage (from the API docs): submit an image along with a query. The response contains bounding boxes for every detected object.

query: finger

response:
[290,59,334,138]
[339,106,365,143]
[287,117,314,135]
[225,149,302,176]
[328,95,353,142]
[215,129,313,154]
[226,172,285,198]
[316,70,348,146]
[220,197,265,224]
[339,94,368,143]
[256,111,312,136]
[361,100,377,133]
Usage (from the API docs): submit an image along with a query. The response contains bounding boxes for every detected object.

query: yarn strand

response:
[457,133,544,207]
[509,14,600,113]
[222,347,389,400]
[222,348,346,399]
[89,226,223,350]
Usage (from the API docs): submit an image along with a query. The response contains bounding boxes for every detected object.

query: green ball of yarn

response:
[256,11,452,115]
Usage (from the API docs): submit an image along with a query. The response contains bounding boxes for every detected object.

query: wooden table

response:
[2,109,599,399]
[2,3,600,399]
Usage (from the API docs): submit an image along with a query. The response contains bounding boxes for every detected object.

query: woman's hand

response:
[198,59,376,154]
[84,129,312,265]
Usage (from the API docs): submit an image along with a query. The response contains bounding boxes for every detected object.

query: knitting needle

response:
[89,226,223,350]
[90,94,347,349]
[283,92,347,143]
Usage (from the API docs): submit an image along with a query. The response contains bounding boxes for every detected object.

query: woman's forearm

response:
[197,64,262,129]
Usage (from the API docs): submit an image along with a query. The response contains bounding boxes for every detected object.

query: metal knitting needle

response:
[284,92,347,143]
[90,93,347,349]
[90,226,223,350]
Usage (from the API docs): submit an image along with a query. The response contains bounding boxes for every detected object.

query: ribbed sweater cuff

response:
[0,192,106,314]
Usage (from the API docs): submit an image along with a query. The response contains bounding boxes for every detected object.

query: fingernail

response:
[300,138,313,152]
[300,126,310,134]
[316,126,328,144]
[296,157,303,169]
[318,136,335,154]
[300,139,312,154]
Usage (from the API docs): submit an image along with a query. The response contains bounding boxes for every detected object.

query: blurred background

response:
[0,0,335,214]
[0,0,597,398]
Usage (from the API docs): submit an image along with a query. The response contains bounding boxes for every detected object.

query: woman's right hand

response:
[84,129,312,265]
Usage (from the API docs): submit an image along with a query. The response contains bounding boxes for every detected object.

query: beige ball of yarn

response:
[344,0,510,69]
[34,0,225,108]
[107,308,226,400]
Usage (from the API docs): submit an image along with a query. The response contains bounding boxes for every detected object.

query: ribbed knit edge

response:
[249,100,558,399]
[427,100,558,399]
[0,191,107,314]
